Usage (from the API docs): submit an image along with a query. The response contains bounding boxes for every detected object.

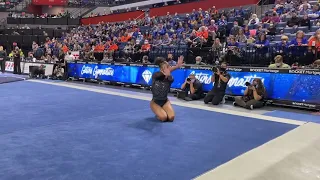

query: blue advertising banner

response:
[68,62,320,107]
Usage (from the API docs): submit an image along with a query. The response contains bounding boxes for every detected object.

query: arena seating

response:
[0,0,22,11]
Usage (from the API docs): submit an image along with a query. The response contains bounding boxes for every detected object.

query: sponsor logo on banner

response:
[81,65,93,75]
[250,68,280,73]
[190,71,212,84]
[292,102,317,108]
[190,70,264,87]
[289,69,320,75]
[228,75,264,87]
[142,70,152,83]
[80,65,114,78]
[5,61,14,72]
[93,66,114,78]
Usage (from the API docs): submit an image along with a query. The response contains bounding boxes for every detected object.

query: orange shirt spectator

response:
[61,45,69,53]
[108,43,118,51]
[94,44,105,52]
[308,37,320,51]
[120,35,131,42]
[196,30,209,39]
[141,40,151,51]
[141,44,151,51]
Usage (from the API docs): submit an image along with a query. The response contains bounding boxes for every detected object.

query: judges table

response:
[5,61,55,76]
[67,61,320,109]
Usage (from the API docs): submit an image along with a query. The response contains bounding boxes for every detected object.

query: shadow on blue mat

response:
[264,110,320,124]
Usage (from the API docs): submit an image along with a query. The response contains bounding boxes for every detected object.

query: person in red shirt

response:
[107,41,118,60]
[94,42,105,53]
[308,29,320,53]
[141,40,151,52]
[120,33,131,43]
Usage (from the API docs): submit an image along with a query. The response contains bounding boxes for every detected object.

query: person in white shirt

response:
[64,51,75,61]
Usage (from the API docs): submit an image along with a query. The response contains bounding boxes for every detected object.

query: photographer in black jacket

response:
[204,62,230,105]
[233,78,266,110]
[180,74,204,101]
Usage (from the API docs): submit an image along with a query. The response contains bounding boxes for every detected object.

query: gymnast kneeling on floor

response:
[150,56,183,122]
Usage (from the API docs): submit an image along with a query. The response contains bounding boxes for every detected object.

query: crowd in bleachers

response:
[0,0,21,11]
[8,11,72,18]
[2,0,320,69]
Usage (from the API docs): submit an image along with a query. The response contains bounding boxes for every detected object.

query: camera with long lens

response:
[211,65,220,73]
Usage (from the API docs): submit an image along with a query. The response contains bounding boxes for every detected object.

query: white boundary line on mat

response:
[194,122,320,180]
[27,80,305,126]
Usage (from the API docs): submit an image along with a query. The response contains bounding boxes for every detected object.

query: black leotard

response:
[151,71,174,106]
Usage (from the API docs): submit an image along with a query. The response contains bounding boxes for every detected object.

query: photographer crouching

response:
[179,74,204,101]
[204,62,230,105]
[233,78,266,110]
[52,64,65,80]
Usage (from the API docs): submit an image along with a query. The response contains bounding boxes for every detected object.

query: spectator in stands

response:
[247,34,256,44]
[233,78,266,110]
[298,0,311,11]
[299,3,310,15]
[212,38,223,62]
[140,39,151,55]
[179,74,204,101]
[0,46,6,73]
[274,0,285,14]
[308,29,320,54]
[153,35,163,47]
[142,55,150,64]
[284,0,294,10]
[271,12,281,23]
[236,29,247,43]
[64,51,75,61]
[107,41,119,58]
[167,54,176,66]
[123,42,134,59]
[299,14,311,28]
[269,55,290,68]
[277,35,290,54]
[195,56,206,65]
[208,20,218,38]
[287,12,300,28]
[162,33,172,46]
[101,52,112,63]
[171,34,179,46]
[262,13,271,24]
[224,36,240,62]
[248,14,260,25]
[73,42,82,51]
[289,30,308,47]
[243,25,250,37]
[255,33,270,58]
[307,4,320,19]
[266,22,277,36]
[204,62,230,105]
[230,21,241,36]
